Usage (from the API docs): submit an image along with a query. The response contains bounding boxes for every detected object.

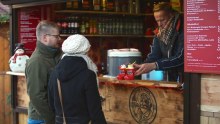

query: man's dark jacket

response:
[25,41,61,124]
[147,15,184,82]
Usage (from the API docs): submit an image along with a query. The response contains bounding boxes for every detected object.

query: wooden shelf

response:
[55,10,183,16]
[6,71,25,76]
[60,34,154,38]
[144,35,154,38]
[55,10,153,16]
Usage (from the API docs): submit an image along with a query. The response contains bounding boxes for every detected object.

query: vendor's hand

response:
[133,63,157,76]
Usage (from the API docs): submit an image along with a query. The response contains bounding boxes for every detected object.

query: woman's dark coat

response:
[48,56,107,124]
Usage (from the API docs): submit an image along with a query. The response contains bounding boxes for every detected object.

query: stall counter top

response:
[98,77,180,89]
[6,71,25,76]
[5,71,180,89]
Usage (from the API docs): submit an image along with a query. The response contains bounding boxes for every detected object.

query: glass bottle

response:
[114,0,119,12]
[82,0,90,10]
[106,0,114,11]
[101,0,107,11]
[135,0,140,14]
[80,17,86,34]
[72,0,79,10]
[85,17,90,34]
[93,0,101,11]
[66,0,72,9]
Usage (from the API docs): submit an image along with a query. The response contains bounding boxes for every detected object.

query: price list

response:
[184,0,220,74]
[17,5,51,55]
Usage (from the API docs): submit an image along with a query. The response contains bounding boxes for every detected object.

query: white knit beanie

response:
[62,34,91,54]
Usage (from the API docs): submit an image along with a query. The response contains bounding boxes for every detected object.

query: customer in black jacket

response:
[48,34,107,124]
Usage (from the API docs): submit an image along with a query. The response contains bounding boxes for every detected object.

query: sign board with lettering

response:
[17,5,51,56]
[184,0,220,74]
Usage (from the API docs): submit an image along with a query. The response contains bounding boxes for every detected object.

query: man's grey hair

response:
[36,20,59,41]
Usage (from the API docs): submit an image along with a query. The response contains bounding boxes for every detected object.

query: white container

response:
[107,49,142,76]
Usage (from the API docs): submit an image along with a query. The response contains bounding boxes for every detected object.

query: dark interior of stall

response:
[11,0,183,75]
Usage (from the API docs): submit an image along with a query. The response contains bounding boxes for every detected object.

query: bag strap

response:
[57,79,67,124]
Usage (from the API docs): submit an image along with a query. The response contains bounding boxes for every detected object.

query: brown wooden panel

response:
[0,23,10,71]
[99,78,183,124]
[18,113,28,124]
[208,117,220,124]
[17,76,29,107]
[0,74,12,124]
[200,116,209,124]
[201,74,220,107]
[0,75,4,123]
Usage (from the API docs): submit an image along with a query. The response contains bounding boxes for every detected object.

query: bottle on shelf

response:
[128,0,135,14]
[67,17,72,34]
[135,0,140,14]
[93,18,98,34]
[114,0,120,12]
[108,18,113,35]
[82,0,93,10]
[93,0,101,11]
[66,0,73,9]
[56,18,62,28]
[100,17,105,34]
[123,1,129,12]
[101,0,107,11]
[89,18,93,34]
[170,0,181,12]
[145,0,152,13]
[61,18,68,34]
[98,17,104,35]
[75,16,80,34]
[72,0,81,10]
[80,18,86,34]
[106,0,114,11]
[100,62,107,75]
[85,17,90,34]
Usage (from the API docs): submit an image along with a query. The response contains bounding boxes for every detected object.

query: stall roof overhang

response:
[1,0,65,8]
[0,2,9,14]
[0,2,9,23]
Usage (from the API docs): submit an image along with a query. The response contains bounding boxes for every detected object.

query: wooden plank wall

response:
[0,74,12,124]
[17,76,29,108]
[0,23,12,124]
[18,113,28,124]
[0,23,10,71]
[201,74,220,124]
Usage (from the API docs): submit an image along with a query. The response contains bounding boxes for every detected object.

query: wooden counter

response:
[98,77,183,124]
[7,72,183,124]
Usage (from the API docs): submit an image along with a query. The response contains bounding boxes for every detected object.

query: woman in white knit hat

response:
[48,34,107,124]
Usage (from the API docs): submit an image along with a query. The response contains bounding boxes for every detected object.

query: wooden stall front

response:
[7,72,183,124]
[99,77,183,124]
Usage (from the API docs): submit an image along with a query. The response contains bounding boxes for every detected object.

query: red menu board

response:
[184,0,220,74]
[18,5,51,56]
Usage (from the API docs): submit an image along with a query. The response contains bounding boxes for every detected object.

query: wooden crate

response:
[99,77,183,124]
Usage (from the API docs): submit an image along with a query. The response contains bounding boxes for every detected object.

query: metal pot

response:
[107,49,142,77]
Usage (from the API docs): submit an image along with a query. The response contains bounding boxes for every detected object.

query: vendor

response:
[133,2,184,82]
